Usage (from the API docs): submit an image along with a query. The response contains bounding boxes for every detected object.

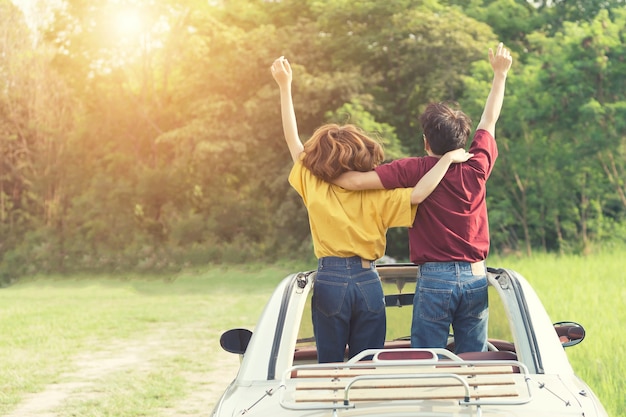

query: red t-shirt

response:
[374,130,498,264]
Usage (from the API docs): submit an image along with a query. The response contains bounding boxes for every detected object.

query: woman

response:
[271,56,471,363]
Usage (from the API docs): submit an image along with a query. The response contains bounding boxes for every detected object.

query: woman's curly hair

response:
[301,124,384,182]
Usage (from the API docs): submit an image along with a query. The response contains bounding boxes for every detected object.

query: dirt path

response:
[4,325,241,417]
[160,347,240,417]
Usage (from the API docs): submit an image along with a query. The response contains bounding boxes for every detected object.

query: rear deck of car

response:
[280,348,531,412]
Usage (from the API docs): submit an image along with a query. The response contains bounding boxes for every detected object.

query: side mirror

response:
[220,328,253,355]
[553,321,585,348]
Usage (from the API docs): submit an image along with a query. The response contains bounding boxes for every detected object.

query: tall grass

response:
[0,255,622,416]
[489,251,625,417]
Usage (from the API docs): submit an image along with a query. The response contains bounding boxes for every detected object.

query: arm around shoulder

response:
[410,149,472,204]
[333,170,384,190]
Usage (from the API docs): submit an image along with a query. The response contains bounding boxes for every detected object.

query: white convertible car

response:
[213,265,608,417]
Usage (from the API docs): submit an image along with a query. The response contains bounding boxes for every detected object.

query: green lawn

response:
[0,265,290,416]
[489,251,626,417]
[0,255,622,417]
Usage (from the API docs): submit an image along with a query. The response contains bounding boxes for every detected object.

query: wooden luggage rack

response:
[279,348,532,412]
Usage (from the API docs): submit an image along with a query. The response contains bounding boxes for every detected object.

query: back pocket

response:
[356,278,385,314]
[417,287,452,322]
[313,279,348,317]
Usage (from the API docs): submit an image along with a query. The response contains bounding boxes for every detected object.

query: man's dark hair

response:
[419,102,472,155]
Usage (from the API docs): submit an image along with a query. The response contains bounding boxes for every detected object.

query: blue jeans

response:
[313,256,386,363]
[411,261,488,354]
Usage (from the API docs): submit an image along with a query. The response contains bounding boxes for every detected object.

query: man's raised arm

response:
[476,42,513,137]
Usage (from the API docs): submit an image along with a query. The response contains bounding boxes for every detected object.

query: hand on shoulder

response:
[444,148,473,163]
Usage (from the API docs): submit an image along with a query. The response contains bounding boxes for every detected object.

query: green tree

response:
[307,0,497,154]
[480,8,626,254]
[533,0,626,32]
[0,0,80,278]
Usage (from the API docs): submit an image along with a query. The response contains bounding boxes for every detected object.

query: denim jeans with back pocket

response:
[410,261,489,354]
[312,256,386,363]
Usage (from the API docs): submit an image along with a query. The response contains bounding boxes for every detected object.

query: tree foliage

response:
[1,0,625,282]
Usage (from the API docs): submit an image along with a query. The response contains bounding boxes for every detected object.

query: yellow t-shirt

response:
[289,160,417,260]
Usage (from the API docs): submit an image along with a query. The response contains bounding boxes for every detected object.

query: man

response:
[333,42,513,353]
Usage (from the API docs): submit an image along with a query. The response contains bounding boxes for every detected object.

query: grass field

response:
[0,264,290,417]
[488,251,625,417]
[0,255,623,417]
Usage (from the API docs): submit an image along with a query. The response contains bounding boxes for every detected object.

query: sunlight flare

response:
[113,8,144,37]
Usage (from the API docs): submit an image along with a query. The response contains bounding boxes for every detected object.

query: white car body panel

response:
[212,266,608,417]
